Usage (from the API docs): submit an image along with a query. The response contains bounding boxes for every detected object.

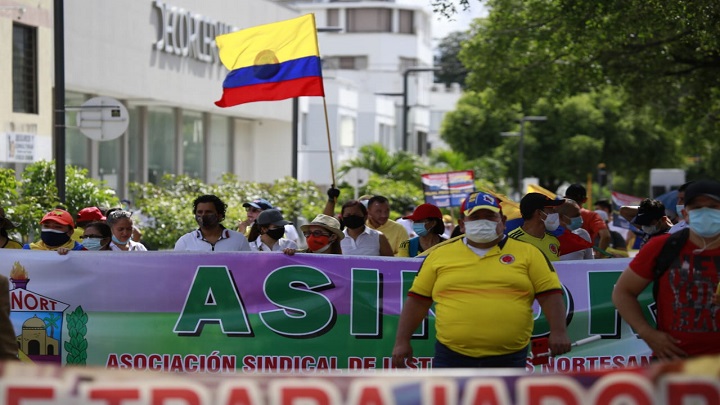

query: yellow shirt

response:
[1,239,22,249]
[507,227,561,261]
[410,236,561,357]
[72,227,84,243]
[366,219,408,256]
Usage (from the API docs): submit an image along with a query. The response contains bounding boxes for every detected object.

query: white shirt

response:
[174,228,251,252]
[395,218,417,238]
[250,237,297,252]
[109,239,147,251]
[341,227,382,256]
[284,224,300,244]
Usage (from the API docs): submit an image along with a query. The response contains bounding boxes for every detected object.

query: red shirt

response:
[580,208,607,242]
[629,234,720,357]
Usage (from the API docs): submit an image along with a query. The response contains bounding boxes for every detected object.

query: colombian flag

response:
[215,14,325,107]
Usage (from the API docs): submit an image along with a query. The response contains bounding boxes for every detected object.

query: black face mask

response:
[342,215,365,230]
[41,230,71,247]
[196,214,219,228]
[265,227,285,241]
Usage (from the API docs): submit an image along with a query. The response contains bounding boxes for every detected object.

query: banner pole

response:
[322,96,337,186]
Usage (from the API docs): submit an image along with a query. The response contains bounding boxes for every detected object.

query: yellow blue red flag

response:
[214,14,325,107]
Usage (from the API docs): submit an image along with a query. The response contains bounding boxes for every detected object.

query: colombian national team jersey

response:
[629,234,720,357]
[410,237,562,357]
[508,227,561,261]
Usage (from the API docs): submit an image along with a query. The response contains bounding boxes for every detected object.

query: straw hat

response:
[300,214,344,240]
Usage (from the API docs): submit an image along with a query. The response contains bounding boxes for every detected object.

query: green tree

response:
[338,143,426,186]
[434,31,472,87]
[43,313,61,337]
[1,161,119,242]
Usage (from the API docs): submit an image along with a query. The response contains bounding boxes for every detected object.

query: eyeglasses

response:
[81,235,105,239]
[303,231,331,238]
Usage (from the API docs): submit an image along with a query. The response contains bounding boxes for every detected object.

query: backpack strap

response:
[652,228,690,300]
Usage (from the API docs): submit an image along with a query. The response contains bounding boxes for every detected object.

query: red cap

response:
[403,203,442,221]
[41,209,75,229]
[77,207,106,222]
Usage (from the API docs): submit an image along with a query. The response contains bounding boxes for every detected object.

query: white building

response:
[1,0,451,197]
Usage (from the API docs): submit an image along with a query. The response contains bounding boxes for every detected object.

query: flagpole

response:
[322,96,336,187]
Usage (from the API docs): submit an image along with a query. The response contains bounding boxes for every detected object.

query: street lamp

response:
[501,115,547,196]
[402,67,441,151]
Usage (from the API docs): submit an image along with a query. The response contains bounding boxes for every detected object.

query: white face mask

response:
[542,212,560,231]
[464,219,500,243]
[641,225,658,235]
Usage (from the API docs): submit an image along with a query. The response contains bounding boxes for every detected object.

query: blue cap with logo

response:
[463,192,502,215]
[242,198,273,210]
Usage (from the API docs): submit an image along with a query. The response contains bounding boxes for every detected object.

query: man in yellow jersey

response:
[365,195,409,255]
[392,191,571,368]
[508,192,565,261]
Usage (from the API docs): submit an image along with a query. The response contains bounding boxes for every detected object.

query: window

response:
[12,23,38,114]
[208,115,230,183]
[399,57,419,72]
[147,106,176,184]
[182,111,204,179]
[346,8,391,33]
[65,92,89,169]
[340,115,356,147]
[327,9,339,27]
[323,56,368,70]
[127,106,141,183]
[399,10,414,34]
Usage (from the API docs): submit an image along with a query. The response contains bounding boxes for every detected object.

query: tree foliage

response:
[1,161,118,242]
[428,0,720,186]
[129,174,326,250]
[434,31,472,87]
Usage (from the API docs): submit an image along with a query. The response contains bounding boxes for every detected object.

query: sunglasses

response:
[246,207,262,213]
[303,231,331,238]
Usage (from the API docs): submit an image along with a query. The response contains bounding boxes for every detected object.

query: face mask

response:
[306,235,331,252]
[641,225,658,235]
[688,208,720,238]
[342,215,365,230]
[569,216,583,231]
[413,222,429,237]
[676,205,685,217]
[196,214,219,228]
[266,227,285,241]
[542,212,560,231]
[112,234,129,246]
[82,237,104,251]
[40,228,71,247]
[464,219,500,243]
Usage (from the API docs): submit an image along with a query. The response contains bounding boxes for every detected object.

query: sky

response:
[400,0,489,40]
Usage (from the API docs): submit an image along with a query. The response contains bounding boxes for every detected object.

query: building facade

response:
[2,0,452,196]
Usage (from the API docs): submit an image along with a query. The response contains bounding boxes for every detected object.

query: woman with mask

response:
[251,209,297,252]
[398,203,446,257]
[107,209,147,251]
[23,209,85,251]
[285,214,343,255]
[339,200,393,257]
[80,222,113,251]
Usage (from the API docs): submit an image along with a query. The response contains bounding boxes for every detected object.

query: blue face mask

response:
[568,216,583,231]
[112,234,129,246]
[676,205,684,217]
[413,222,429,237]
[82,237,104,251]
[688,208,720,238]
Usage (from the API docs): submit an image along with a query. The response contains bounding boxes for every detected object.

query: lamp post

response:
[501,115,547,196]
[402,67,441,151]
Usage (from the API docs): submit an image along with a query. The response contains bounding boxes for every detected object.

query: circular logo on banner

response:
[253,50,280,79]
[500,254,515,264]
